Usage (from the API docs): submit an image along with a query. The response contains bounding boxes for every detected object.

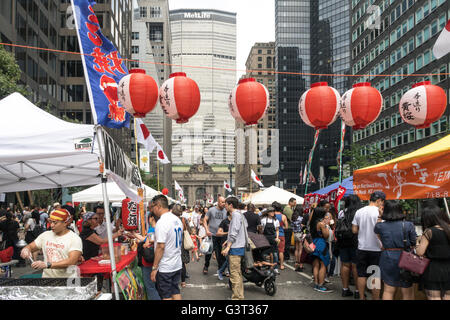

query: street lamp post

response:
[228,164,233,195]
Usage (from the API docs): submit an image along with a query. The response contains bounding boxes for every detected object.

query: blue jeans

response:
[141,266,161,300]
[219,256,230,275]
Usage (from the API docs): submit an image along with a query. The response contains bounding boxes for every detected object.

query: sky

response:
[134,0,275,79]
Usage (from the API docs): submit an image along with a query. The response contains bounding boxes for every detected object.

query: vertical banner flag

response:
[71,0,130,128]
[433,19,450,59]
[251,169,264,188]
[304,130,320,194]
[337,121,346,174]
[139,149,150,173]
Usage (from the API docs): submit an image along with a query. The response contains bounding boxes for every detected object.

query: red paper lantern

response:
[340,82,383,130]
[228,78,269,125]
[121,198,138,231]
[118,69,158,118]
[159,72,201,124]
[298,82,341,129]
[399,81,447,128]
[161,188,169,195]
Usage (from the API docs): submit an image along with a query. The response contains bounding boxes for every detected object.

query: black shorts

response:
[156,269,182,299]
[356,249,381,278]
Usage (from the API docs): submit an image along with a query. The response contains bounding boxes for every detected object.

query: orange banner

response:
[354,152,450,200]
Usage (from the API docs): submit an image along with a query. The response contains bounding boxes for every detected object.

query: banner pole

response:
[444,197,450,219]
[96,126,120,300]
[157,160,160,192]
[134,118,145,236]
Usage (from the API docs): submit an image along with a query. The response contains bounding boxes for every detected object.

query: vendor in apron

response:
[259,207,280,273]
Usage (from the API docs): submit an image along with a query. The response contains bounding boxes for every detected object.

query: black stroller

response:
[228,232,277,296]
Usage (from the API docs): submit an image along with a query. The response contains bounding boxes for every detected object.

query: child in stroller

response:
[229,232,277,296]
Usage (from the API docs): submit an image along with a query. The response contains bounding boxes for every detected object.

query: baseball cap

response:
[53,202,61,208]
[84,211,96,220]
[371,191,386,201]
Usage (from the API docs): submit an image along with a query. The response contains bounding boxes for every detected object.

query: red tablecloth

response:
[78,251,137,278]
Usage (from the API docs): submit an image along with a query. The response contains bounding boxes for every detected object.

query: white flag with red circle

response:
[224,181,232,192]
[251,169,264,188]
[433,19,450,59]
[135,118,170,164]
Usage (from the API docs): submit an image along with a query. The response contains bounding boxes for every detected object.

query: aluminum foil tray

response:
[0,277,97,300]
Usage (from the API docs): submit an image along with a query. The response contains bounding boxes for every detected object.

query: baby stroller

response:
[228,232,277,296]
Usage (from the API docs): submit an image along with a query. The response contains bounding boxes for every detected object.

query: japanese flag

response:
[433,19,450,59]
[136,118,170,164]
[135,118,158,153]
[251,169,264,188]
[224,181,232,192]
[156,144,170,164]
[174,180,184,200]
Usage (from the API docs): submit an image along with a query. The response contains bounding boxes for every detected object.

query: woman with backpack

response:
[336,195,362,298]
[291,205,305,272]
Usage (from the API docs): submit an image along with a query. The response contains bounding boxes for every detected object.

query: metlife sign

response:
[183,12,211,19]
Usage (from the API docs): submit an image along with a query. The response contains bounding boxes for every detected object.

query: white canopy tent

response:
[0,92,147,299]
[72,181,159,203]
[244,186,304,206]
[0,93,102,192]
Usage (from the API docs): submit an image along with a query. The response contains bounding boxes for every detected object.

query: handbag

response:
[398,221,430,276]
[241,215,254,269]
[200,237,213,255]
[303,234,315,254]
[137,241,155,264]
[183,230,195,251]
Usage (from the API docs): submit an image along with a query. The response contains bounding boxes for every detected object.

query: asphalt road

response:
[180,255,351,300]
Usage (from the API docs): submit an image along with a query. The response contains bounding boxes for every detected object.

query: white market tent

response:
[72,181,159,203]
[72,182,159,203]
[0,93,102,192]
[244,186,304,206]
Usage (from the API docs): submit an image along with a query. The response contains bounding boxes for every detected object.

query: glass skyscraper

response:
[275,0,351,193]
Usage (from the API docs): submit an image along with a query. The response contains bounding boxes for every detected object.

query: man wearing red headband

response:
[20,208,83,278]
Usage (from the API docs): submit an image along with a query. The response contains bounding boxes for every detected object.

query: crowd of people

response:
[0,191,449,301]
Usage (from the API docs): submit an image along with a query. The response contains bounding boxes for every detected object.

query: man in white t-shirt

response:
[150,195,183,300]
[21,208,82,278]
[352,191,385,300]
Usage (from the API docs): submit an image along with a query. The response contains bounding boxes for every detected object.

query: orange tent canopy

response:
[353,134,450,200]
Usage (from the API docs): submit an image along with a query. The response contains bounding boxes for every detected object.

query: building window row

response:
[356,115,448,151]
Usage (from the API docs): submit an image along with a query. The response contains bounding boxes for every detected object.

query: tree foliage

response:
[343,143,395,174]
[0,45,28,99]
[140,169,159,191]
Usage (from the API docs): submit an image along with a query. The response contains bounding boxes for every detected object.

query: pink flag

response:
[433,19,450,59]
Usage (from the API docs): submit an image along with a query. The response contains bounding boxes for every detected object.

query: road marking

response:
[283,262,312,280]
[184,280,305,290]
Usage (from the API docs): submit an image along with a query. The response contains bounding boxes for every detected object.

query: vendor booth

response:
[312,176,354,195]
[354,134,450,201]
[0,93,144,300]
[244,186,304,205]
